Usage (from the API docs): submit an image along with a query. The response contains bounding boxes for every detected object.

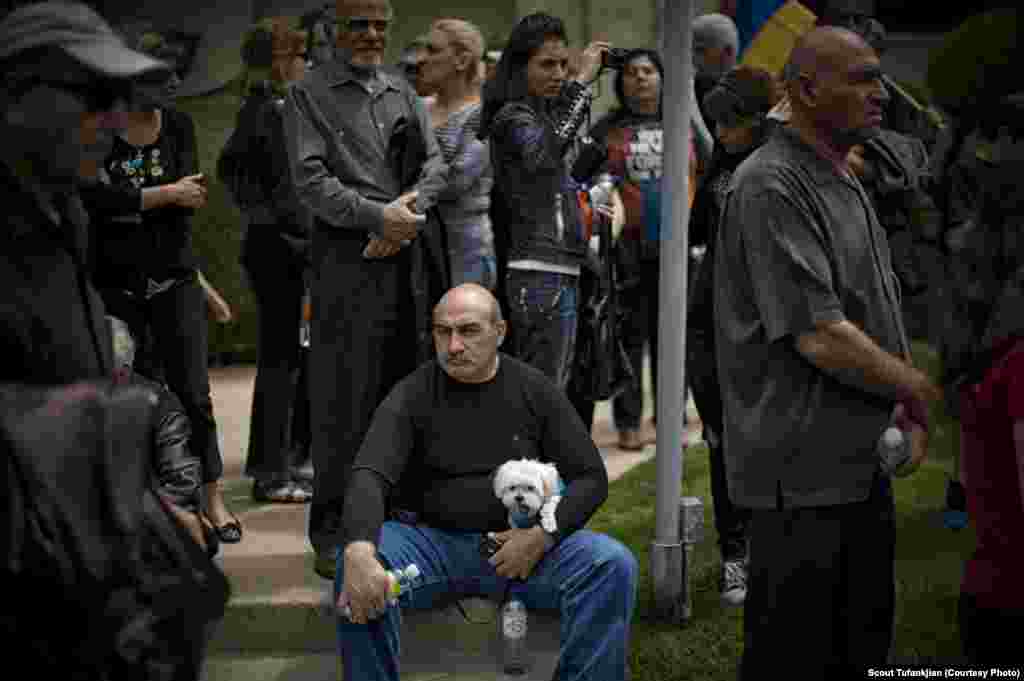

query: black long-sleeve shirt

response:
[342,355,609,548]
[80,107,200,290]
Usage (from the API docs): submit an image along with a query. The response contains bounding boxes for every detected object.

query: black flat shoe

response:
[203,511,243,544]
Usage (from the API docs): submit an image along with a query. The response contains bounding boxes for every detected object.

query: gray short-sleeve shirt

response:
[714,126,911,509]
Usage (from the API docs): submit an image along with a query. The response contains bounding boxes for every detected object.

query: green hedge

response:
[176,84,259,363]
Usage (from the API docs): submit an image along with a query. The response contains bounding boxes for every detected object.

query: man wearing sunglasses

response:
[0,1,170,386]
[284,0,450,579]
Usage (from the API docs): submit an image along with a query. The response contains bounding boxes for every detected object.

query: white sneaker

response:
[720,559,748,606]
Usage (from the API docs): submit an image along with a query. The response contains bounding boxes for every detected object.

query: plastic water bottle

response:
[340,564,420,619]
[299,289,311,348]
[501,597,529,674]
[877,426,911,476]
[587,173,616,253]
[588,173,616,211]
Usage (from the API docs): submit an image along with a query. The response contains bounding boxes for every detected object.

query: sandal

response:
[252,479,312,504]
[203,510,243,544]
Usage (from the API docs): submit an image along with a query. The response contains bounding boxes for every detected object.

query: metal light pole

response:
[650,0,697,624]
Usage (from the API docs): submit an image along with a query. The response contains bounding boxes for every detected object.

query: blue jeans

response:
[335,521,639,681]
[506,270,578,390]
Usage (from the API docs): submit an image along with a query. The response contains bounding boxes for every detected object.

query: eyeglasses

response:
[338,17,391,34]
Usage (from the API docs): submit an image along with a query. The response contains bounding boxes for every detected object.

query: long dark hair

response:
[479,12,567,139]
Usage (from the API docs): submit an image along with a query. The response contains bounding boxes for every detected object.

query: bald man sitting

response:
[712,27,943,677]
[335,283,638,681]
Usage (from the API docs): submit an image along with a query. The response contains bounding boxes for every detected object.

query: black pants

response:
[740,474,895,680]
[567,267,598,433]
[307,241,419,555]
[291,345,311,465]
[959,592,1024,665]
[687,329,749,561]
[243,260,305,481]
[102,275,222,482]
[613,256,659,430]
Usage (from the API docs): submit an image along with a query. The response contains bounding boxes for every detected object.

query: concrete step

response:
[202,649,559,681]
[208,597,561,679]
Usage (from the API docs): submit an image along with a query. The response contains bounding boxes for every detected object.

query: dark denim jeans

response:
[335,521,639,681]
[506,269,578,391]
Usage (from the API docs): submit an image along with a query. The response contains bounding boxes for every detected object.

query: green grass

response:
[591,342,973,680]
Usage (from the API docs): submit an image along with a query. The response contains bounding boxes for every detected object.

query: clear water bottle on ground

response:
[501,597,529,674]
[340,564,420,619]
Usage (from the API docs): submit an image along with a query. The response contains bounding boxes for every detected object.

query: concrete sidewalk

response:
[203,363,700,681]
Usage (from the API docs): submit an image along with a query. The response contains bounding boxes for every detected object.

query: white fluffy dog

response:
[492,459,564,533]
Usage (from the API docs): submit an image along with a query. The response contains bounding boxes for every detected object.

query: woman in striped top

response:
[418,18,496,290]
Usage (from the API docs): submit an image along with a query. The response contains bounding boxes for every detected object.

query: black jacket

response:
[487,81,593,271]
[0,163,112,385]
[1,381,228,680]
[127,372,202,513]
[218,82,312,272]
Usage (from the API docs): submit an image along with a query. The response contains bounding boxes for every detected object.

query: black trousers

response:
[307,241,418,555]
[740,474,895,680]
[291,345,311,465]
[613,257,659,431]
[959,592,1024,666]
[243,260,306,481]
[687,330,749,561]
[102,275,222,482]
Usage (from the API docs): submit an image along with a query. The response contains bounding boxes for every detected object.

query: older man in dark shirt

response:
[713,27,944,677]
[284,0,449,572]
[337,283,637,681]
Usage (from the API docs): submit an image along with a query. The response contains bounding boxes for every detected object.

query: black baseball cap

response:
[0,2,170,80]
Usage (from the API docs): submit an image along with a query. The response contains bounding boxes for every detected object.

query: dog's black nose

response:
[515,494,524,503]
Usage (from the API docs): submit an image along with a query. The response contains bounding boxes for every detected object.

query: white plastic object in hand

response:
[340,563,421,620]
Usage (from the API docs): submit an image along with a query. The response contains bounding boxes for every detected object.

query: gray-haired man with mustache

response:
[284,0,450,578]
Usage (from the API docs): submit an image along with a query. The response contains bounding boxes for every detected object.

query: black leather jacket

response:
[128,373,202,513]
[488,81,594,270]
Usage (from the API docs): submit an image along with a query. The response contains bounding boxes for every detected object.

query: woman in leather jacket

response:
[479,12,610,390]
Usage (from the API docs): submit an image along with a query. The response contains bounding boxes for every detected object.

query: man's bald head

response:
[435,283,503,324]
[784,26,871,89]
[783,26,888,150]
[433,284,506,383]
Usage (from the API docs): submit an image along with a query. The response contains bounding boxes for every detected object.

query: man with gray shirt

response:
[284,0,448,576]
[713,27,943,677]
